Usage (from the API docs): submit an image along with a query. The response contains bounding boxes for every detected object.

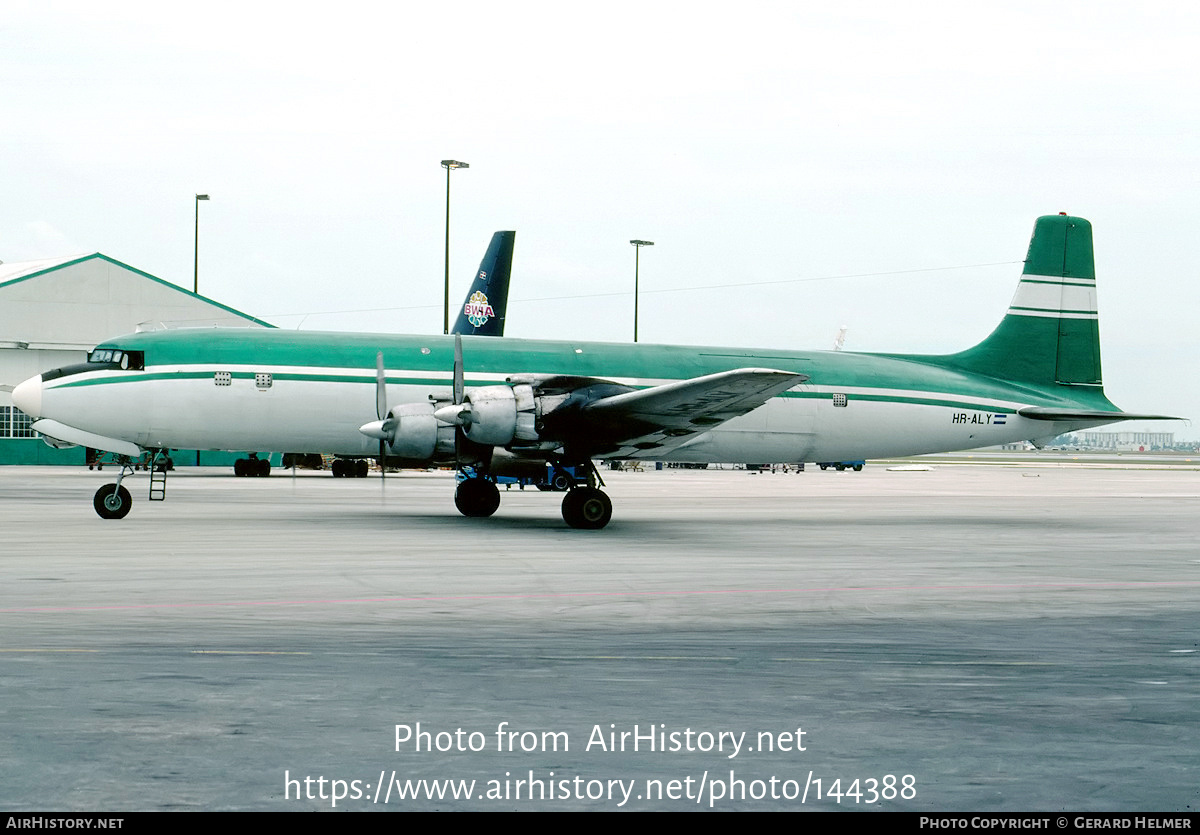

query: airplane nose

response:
[12,374,43,419]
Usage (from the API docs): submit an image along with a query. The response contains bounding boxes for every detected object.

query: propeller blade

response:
[453,334,464,405]
[452,333,465,469]
[375,351,387,420]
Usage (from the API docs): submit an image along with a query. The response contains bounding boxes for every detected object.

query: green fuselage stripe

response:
[79,325,1121,416]
[54,367,1020,414]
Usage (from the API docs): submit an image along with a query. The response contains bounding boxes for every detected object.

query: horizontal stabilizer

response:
[1017,407,1182,422]
[31,419,142,457]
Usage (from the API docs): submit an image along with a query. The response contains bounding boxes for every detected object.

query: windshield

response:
[86,348,143,370]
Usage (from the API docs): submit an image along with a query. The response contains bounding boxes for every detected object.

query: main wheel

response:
[454,478,501,518]
[561,487,612,530]
[93,484,132,520]
[256,457,271,477]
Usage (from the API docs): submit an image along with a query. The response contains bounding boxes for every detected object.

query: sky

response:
[2,1,1197,438]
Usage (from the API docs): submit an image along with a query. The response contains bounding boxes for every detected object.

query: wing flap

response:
[549,367,807,457]
[585,367,807,427]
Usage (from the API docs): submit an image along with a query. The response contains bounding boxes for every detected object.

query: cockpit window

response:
[86,349,144,370]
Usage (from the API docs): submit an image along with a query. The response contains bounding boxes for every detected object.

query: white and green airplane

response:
[11,214,1176,528]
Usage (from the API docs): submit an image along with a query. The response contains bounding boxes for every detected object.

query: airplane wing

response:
[535,367,807,458]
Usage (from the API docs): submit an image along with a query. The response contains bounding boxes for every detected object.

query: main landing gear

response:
[454,461,614,529]
[454,477,501,517]
[560,486,612,529]
[331,458,369,478]
[558,463,612,529]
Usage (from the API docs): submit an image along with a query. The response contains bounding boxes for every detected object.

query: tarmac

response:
[1,460,1198,811]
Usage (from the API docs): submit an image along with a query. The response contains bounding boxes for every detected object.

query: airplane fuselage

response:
[30,328,1110,464]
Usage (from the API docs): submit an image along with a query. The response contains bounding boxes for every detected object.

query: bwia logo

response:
[464,290,495,328]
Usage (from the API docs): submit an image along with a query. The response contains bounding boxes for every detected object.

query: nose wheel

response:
[93,483,132,519]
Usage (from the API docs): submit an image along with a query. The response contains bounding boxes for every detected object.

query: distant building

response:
[1078,430,1175,451]
[1,253,272,464]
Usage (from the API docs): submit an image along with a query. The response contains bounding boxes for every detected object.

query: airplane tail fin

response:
[933,215,1180,424]
[944,214,1102,387]
[452,231,516,337]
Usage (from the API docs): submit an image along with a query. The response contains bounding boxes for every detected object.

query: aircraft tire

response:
[93,484,132,520]
[561,487,612,530]
[356,460,368,478]
[234,458,246,477]
[455,478,501,518]
[257,458,271,477]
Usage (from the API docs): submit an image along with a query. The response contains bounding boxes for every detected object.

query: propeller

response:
[358,351,397,481]
[433,334,473,428]
[452,334,465,468]
[361,337,471,472]
[428,334,479,472]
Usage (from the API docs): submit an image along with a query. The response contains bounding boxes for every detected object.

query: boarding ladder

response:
[148,452,168,502]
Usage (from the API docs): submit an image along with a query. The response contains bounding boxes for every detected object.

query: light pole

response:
[441,160,469,334]
[193,194,209,294]
[630,240,654,342]
[193,193,210,468]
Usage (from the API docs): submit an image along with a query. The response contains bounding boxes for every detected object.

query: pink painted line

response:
[2,580,1198,615]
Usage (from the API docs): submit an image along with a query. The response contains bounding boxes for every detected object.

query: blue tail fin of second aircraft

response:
[452,231,516,337]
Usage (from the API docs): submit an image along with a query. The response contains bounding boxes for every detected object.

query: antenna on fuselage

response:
[833,326,848,352]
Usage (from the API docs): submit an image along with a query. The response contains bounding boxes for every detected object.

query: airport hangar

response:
[0,253,273,466]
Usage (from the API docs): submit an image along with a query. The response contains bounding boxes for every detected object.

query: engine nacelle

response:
[389,402,437,460]
[460,383,536,447]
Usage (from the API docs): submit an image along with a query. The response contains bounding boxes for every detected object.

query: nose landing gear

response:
[93,482,132,519]
[92,450,172,519]
[92,455,140,519]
